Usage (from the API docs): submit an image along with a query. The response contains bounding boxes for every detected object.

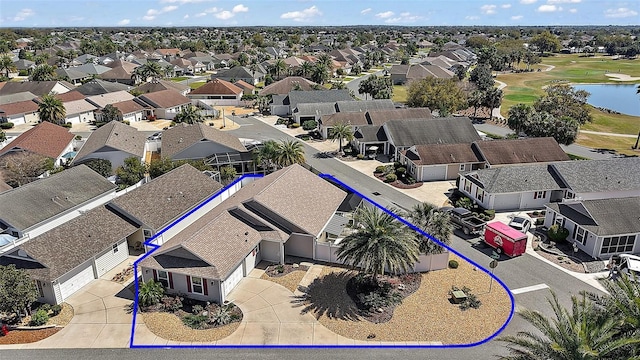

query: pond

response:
[572,84,640,117]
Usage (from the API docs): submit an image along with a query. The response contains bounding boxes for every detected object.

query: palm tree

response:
[0,129,6,143]
[29,64,56,81]
[135,61,162,81]
[270,59,287,80]
[274,139,305,168]
[336,206,419,280]
[468,90,484,119]
[483,87,503,122]
[253,139,280,173]
[407,202,452,254]
[0,55,17,78]
[317,53,333,69]
[174,105,204,124]
[311,63,330,84]
[38,94,66,125]
[329,122,354,154]
[299,61,313,78]
[498,292,640,360]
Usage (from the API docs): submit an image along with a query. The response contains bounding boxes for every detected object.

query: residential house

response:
[0,122,75,167]
[0,81,75,97]
[171,58,195,75]
[544,197,640,259]
[75,79,133,96]
[55,68,91,85]
[0,92,37,105]
[111,100,147,123]
[139,164,347,304]
[187,79,243,107]
[389,63,455,85]
[137,89,191,120]
[400,143,485,182]
[72,121,146,170]
[211,66,264,85]
[73,63,111,76]
[472,137,570,167]
[13,59,36,74]
[270,89,353,117]
[136,79,190,96]
[100,60,139,85]
[86,90,135,109]
[62,99,97,124]
[0,99,39,125]
[233,80,255,96]
[258,76,319,96]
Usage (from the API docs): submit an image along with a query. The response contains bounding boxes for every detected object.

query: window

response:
[459,164,465,171]
[574,226,587,245]
[566,191,576,199]
[143,229,153,240]
[476,188,485,203]
[463,179,472,193]
[601,235,636,255]
[157,270,169,288]
[554,215,564,228]
[112,243,119,254]
[35,280,44,298]
[191,276,203,294]
[534,191,547,200]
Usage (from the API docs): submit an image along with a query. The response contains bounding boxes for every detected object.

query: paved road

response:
[345,70,385,100]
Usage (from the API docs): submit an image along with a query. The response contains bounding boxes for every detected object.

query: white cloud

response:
[143,15,156,21]
[547,0,581,3]
[465,15,480,20]
[376,11,395,18]
[280,5,322,21]
[204,7,219,13]
[183,14,190,19]
[511,15,523,20]
[215,11,234,19]
[232,4,249,13]
[537,4,562,12]
[117,19,131,25]
[194,12,207,17]
[385,12,422,23]
[161,5,178,12]
[481,5,497,14]
[520,0,537,3]
[502,4,512,8]
[144,5,177,20]
[361,8,372,14]
[146,9,160,16]
[568,8,577,13]
[604,7,638,18]
[160,0,213,3]
[13,8,35,21]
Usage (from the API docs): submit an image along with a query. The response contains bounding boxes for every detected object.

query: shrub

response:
[191,304,204,315]
[29,309,49,326]
[211,307,232,326]
[548,224,569,243]
[0,122,15,129]
[161,295,183,313]
[406,176,416,185]
[535,218,544,226]
[291,123,300,128]
[138,280,164,308]
[395,167,406,175]
[170,121,176,127]
[275,264,284,273]
[38,304,51,313]
[123,120,130,125]
[532,210,540,216]
[455,197,473,210]
[374,165,386,173]
[393,161,402,169]
[356,154,364,160]
[483,209,495,219]
[182,314,208,329]
[61,122,72,128]
[51,305,62,316]
[448,260,459,269]
[358,292,388,309]
[302,120,317,131]
[74,135,82,140]
[384,173,397,183]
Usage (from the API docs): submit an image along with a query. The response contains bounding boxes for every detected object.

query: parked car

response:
[147,132,162,141]
[508,216,532,233]
[617,254,640,281]
[446,207,486,235]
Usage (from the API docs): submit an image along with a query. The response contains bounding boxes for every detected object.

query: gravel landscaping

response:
[261,264,309,292]
[302,254,512,343]
[46,303,74,326]
[142,311,241,342]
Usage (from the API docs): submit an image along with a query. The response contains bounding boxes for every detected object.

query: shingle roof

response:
[406,64,455,80]
[0,165,116,231]
[86,91,135,108]
[468,164,561,193]
[335,99,395,113]
[161,123,247,159]
[0,99,39,116]
[233,80,255,92]
[288,89,352,110]
[74,63,111,75]
[550,158,640,194]
[0,92,37,105]
[0,81,76,96]
[296,102,337,116]
[75,79,132,96]
[404,143,481,165]
[138,89,191,109]
[135,79,189,95]
[73,121,146,164]
[384,117,480,147]
[111,99,146,115]
[12,206,137,282]
[55,67,89,81]
[354,125,388,142]
[212,66,255,80]
[63,99,97,116]
[0,122,74,159]
[473,137,569,165]
[54,90,86,103]
[547,197,640,236]
[366,108,433,126]
[109,164,223,230]
[188,79,242,96]
[259,76,319,96]
[321,112,368,127]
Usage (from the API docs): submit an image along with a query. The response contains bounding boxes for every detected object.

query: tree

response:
[336,206,419,280]
[330,80,346,90]
[269,59,287,79]
[469,64,494,91]
[299,61,314,78]
[0,54,16,78]
[350,63,362,76]
[174,105,204,124]
[358,75,393,100]
[220,166,237,185]
[1,151,54,187]
[0,265,38,321]
[148,157,175,179]
[498,292,639,360]
[407,202,453,254]
[468,90,484,119]
[101,104,123,123]
[330,122,354,154]
[134,61,162,81]
[115,157,148,188]
[274,139,305,168]
[29,64,56,81]
[253,139,280,172]
[454,65,467,81]
[531,30,561,55]
[482,87,503,122]
[507,103,534,135]
[38,93,66,125]
[534,83,592,125]
[81,159,113,178]
[311,63,330,84]
[406,77,468,116]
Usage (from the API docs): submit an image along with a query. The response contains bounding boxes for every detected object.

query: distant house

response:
[400,143,485,182]
[73,121,146,170]
[389,64,455,85]
[211,66,264,85]
[100,60,139,85]
[0,122,75,167]
[62,100,97,124]
[233,80,255,95]
[0,99,39,125]
[137,89,191,120]
[55,67,91,85]
[74,79,133,96]
[270,89,353,117]
[187,79,243,107]
[258,76,320,96]
[472,137,570,167]
[111,100,147,123]
[136,79,190,96]
[86,90,135,109]
[0,81,74,97]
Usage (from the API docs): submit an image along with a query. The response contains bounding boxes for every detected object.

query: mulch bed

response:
[142,296,242,331]
[374,173,423,189]
[0,327,60,344]
[264,263,309,278]
[345,273,421,324]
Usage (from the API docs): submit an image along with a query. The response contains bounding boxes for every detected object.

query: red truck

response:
[483,221,528,257]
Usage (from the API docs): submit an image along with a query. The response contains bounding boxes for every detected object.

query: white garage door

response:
[420,165,447,181]
[67,115,80,124]
[94,240,129,278]
[59,263,95,300]
[223,264,244,297]
[493,194,522,211]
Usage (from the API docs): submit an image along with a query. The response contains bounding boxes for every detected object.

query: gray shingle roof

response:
[405,143,481,165]
[288,89,352,110]
[354,125,387,142]
[547,197,640,236]
[384,117,480,147]
[73,121,146,164]
[550,158,640,194]
[161,123,247,160]
[108,164,223,230]
[473,137,569,165]
[366,108,432,126]
[0,81,75,97]
[295,102,337,116]
[75,79,132,96]
[0,165,116,231]
[468,164,562,193]
[335,99,395,113]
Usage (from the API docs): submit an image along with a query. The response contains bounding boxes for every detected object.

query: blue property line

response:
[129,172,515,349]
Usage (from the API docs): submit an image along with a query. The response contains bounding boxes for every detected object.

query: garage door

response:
[67,115,80,124]
[223,264,244,297]
[493,194,522,211]
[59,263,95,300]
[420,165,447,181]
[94,240,129,278]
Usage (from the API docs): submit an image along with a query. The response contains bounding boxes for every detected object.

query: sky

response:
[0,0,638,28]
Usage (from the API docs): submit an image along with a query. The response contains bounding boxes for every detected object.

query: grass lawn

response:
[498,54,640,157]
[392,85,408,103]
[189,81,206,89]
[343,76,357,81]
[170,76,189,82]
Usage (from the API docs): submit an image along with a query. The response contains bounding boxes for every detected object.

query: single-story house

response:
[86,91,135,109]
[389,63,455,85]
[0,81,75,97]
[137,89,191,120]
[187,79,243,107]
[0,122,75,167]
[100,60,139,85]
[270,89,353,117]
[319,107,433,140]
[472,137,570,167]
[75,79,133,96]
[62,99,97,124]
[211,66,264,85]
[400,143,485,182]
[111,99,147,123]
[55,67,92,85]
[139,164,347,304]
[544,197,640,259]
[0,99,39,125]
[72,121,146,170]
[136,79,190,97]
[258,76,319,96]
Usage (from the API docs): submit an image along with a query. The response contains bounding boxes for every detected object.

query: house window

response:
[157,270,169,288]
[554,215,565,228]
[463,179,472,193]
[112,243,119,254]
[143,229,153,240]
[566,191,576,199]
[601,235,636,255]
[459,164,465,171]
[534,191,547,200]
[191,276,204,294]
[35,280,44,298]
[476,188,485,203]
[574,226,587,245]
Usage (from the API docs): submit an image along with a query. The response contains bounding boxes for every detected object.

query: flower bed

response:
[0,327,60,344]
[264,263,309,278]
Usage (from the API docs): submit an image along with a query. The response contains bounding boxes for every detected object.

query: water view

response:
[573,84,640,117]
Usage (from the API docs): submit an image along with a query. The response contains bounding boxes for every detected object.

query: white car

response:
[618,254,640,281]
[508,216,532,233]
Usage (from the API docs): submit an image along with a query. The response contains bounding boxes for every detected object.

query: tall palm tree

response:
[407,202,452,254]
[274,139,305,168]
[270,59,287,80]
[299,61,313,78]
[174,105,204,124]
[29,64,56,81]
[329,122,354,154]
[483,87,503,122]
[498,292,640,360]
[337,206,419,280]
[311,63,330,84]
[0,55,17,78]
[317,53,333,69]
[253,139,280,173]
[135,61,162,81]
[468,90,484,119]
[38,94,66,125]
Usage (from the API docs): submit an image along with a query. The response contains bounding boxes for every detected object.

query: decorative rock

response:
[292,263,299,268]
[376,308,384,313]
